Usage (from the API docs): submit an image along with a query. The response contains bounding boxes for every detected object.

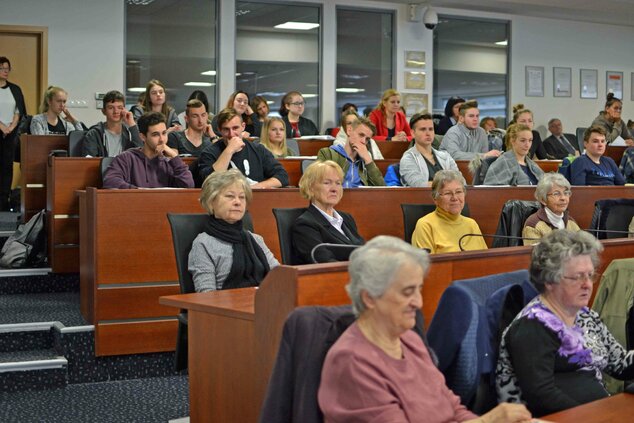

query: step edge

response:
[0,357,68,372]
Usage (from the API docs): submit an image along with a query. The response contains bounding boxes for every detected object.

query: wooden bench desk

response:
[542,393,634,422]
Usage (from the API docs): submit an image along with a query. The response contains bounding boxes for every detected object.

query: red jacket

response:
[369,109,412,141]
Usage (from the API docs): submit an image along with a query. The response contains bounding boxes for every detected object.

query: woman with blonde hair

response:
[259,117,293,158]
[511,104,547,159]
[30,86,83,135]
[130,79,181,132]
[368,89,411,141]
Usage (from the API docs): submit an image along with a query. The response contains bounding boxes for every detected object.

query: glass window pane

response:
[337,8,393,121]
[433,17,509,125]
[236,1,320,130]
[126,0,217,114]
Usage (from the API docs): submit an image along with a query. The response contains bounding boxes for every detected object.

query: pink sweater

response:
[318,323,477,423]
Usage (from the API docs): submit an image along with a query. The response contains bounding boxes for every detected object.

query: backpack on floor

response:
[0,209,47,268]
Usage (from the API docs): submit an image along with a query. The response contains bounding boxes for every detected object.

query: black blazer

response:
[282,115,319,138]
[291,204,364,265]
[543,133,579,159]
[529,130,549,159]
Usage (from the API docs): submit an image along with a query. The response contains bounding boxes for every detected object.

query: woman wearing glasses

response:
[591,93,633,146]
[212,90,261,138]
[522,173,580,245]
[278,91,318,138]
[411,170,487,254]
[496,230,634,417]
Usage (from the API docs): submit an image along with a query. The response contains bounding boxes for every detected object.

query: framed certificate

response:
[404,71,426,90]
[553,67,571,97]
[580,69,598,99]
[525,66,544,97]
[404,51,426,69]
[401,93,428,116]
[606,71,623,99]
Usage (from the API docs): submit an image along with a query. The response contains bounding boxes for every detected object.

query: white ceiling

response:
[398,0,634,27]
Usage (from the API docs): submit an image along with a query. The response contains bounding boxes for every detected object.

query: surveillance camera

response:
[423,7,438,30]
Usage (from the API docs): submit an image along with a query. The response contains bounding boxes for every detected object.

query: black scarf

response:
[204,214,270,289]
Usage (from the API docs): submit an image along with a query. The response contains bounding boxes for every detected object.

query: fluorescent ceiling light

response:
[302,94,318,98]
[274,22,319,30]
[127,87,146,93]
[495,40,508,46]
[184,82,214,87]
[200,70,216,76]
[335,88,365,93]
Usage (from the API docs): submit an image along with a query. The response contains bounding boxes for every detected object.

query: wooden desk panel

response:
[542,393,634,422]
[605,145,627,165]
[374,141,410,159]
[297,140,332,156]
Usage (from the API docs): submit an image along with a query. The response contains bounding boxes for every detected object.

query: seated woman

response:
[496,230,634,417]
[259,117,293,158]
[291,160,364,264]
[483,123,544,185]
[250,95,269,124]
[30,86,83,135]
[481,116,505,151]
[333,109,383,159]
[411,170,488,253]
[591,93,633,146]
[188,169,279,292]
[368,89,411,141]
[511,104,548,159]
[436,96,464,135]
[212,90,261,137]
[400,112,458,187]
[130,79,181,132]
[570,125,625,186]
[522,173,580,245]
[319,235,532,423]
[279,91,318,138]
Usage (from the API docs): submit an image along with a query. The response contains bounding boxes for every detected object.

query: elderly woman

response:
[570,125,625,186]
[188,169,279,292]
[259,117,293,158]
[400,112,458,187]
[591,93,633,146]
[411,170,488,253]
[30,86,83,135]
[291,160,364,264]
[368,89,412,141]
[483,123,544,186]
[319,236,533,422]
[522,173,580,245]
[333,109,383,159]
[496,230,634,417]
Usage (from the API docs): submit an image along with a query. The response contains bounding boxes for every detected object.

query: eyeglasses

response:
[290,102,305,107]
[547,190,572,199]
[0,67,10,72]
[438,190,465,198]
[561,272,598,285]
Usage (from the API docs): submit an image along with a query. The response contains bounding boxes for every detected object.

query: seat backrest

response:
[285,138,299,156]
[576,127,587,152]
[401,203,471,244]
[68,130,86,157]
[492,199,540,248]
[301,159,315,174]
[99,156,115,186]
[472,156,498,185]
[272,207,308,265]
[589,198,634,239]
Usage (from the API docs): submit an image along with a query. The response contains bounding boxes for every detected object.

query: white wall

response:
[0,0,124,125]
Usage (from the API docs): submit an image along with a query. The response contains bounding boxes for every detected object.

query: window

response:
[336,8,393,120]
[433,17,509,124]
[235,1,320,128]
[126,0,217,114]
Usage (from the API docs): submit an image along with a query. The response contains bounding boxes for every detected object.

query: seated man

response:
[167,99,216,157]
[543,118,579,159]
[440,100,501,161]
[316,117,385,187]
[82,90,142,157]
[103,112,194,189]
[198,108,289,188]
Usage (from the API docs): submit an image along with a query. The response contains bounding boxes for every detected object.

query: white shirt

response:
[0,85,17,126]
[312,203,348,238]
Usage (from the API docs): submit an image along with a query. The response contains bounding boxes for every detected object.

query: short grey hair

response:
[534,173,571,203]
[431,170,467,199]
[199,169,252,214]
[530,230,603,293]
[346,236,430,317]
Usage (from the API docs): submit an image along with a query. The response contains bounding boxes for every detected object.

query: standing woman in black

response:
[0,57,26,211]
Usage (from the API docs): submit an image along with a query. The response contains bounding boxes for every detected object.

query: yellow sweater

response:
[411,207,488,254]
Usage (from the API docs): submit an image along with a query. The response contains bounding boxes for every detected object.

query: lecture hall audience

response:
[368,89,411,141]
[167,99,215,157]
[496,230,634,417]
[188,169,279,292]
[569,125,625,186]
[400,112,458,187]
[250,95,269,125]
[279,90,319,138]
[411,170,487,253]
[319,235,533,423]
[212,90,261,138]
[436,96,464,135]
[440,100,501,160]
[258,117,293,158]
[522,173,580,245]
[31,86,84,135]
[291,160,364,264]
[591,93,633,146]
[129,79,181,132]
[542,118,579,159]
[333,109,384,160]
[510,104,548,159]
[483,123,544,185]
[177,90,211,128]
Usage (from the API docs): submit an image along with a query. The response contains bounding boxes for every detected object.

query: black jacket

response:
[6,81,27,120]
[542,133,579,159]
[282,115,319,138]
[82,122,143,157]
[291,204,364,264]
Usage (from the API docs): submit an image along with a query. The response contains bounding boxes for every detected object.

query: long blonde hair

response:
[39,86,66,114]
[375,88,400,117]
[259,117,288,155]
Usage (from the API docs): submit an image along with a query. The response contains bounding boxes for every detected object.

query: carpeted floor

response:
[0,375,189,423]
[0,292,87,326]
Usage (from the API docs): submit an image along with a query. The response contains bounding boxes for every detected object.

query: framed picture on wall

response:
[606,71,623,99]
[525,66,544,97]
[580,69,598,99]
[553,67,571,97]
[402,93,428,116]
[404,71,426,90]
[404,51,426,69]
